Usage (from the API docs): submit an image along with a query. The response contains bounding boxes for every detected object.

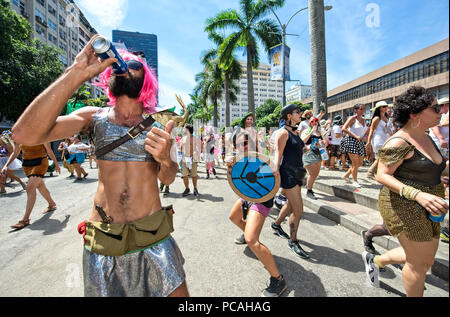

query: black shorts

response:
[280,165,305,189]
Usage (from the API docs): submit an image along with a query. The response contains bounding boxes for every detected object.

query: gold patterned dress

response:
[377,137,446,242]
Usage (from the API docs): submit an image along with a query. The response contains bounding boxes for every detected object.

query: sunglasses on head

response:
[429,103,442,113]
[126,60,144,71]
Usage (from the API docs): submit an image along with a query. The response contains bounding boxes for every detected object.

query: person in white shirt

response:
[67,134,90,180]
[429,96,449,159]
[328,115,346,170]
[340,104,369,188]
[366,101,394,180]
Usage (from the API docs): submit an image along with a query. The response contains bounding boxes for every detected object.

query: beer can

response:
[91,36,128,74]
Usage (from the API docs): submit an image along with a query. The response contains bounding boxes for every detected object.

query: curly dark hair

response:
[392,86,435,128]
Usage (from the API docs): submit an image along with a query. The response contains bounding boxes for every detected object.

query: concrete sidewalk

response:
[301,165,449,282]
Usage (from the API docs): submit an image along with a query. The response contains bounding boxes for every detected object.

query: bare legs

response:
[343,153,364,182]
[305,162,321,191]
[229,200,281,278]
[13,176,56,227]
[73,163,88,180]
[375,234,439,297]
[274,185,304,241]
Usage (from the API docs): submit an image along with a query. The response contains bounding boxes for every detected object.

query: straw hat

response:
[302,109,314,118]
[438,96,449,105]
[371,100,392,113]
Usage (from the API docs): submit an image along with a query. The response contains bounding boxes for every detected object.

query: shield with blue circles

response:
[227,151,280,203]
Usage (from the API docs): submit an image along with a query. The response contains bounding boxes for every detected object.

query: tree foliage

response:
[205,0,285,117]
[0,0,64,121]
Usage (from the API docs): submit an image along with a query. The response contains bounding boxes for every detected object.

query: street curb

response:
[303,194,449,282]
[313,180,379,211]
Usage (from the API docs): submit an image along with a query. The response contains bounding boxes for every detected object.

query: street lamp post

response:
[265,3,332,108]
[267,6,308,108]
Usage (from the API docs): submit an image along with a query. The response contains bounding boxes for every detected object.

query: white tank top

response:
[348,116,367,138]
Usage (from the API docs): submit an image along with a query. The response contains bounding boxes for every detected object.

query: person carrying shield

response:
[226,127,287,297]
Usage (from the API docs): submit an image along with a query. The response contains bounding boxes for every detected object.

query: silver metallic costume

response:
[83,236,185,297]
[91,108,153,162]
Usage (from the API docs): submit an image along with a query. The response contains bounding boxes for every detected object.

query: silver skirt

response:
[83,236,186,297]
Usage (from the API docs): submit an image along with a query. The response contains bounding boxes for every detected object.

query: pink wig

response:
[95,50,158,114]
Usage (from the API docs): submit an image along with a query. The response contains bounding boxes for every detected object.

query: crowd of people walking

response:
[1,34,447,298]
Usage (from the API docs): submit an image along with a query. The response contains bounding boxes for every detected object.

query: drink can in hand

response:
[91,36,128,74]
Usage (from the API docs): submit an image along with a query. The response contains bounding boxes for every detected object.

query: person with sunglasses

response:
[362,86,447,296]
[271,104,311,260]
[10,35,188,297]
[226,128,286,297]
[429,96,449,159]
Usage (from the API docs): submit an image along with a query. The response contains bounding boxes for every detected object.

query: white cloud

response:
[76,0,129,29]
[158,83,192,110]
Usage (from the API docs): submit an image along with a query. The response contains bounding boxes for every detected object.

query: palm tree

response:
[194,61,224,127]
[308,0,328,115]
[202,31,243,127]
[205,0,284,118]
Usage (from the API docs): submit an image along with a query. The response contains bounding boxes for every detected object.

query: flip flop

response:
[42,206,57,214]
[11,219,30,230]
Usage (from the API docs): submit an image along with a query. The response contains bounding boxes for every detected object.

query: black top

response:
[280,127,304,169]
[394,136,446,186]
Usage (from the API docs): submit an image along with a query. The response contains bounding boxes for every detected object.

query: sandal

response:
[11,219,30,230]
[43,205,57,214]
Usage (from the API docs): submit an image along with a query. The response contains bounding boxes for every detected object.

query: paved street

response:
[0,161,448,297]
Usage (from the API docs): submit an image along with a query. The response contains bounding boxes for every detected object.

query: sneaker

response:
[361,230,377,254]
[193,188,199,197]
[288,240,310,259]
[307,190,318,200]
[234,233,246,245]
[271,222,290,239]
[182,188,190,197]
[352,181,361,188]
[342,176,351,183]
[261,275,287,297]
[164,186,170,195]
[440,226,449,242]
[274,195,287,209]
[361,251,380,287]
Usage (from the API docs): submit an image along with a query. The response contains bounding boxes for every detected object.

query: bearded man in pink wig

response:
[11,35,188,297]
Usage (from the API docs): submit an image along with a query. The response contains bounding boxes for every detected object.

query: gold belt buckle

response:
[127,127,140,139]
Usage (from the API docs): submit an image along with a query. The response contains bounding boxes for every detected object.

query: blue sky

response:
[75,0,449,108]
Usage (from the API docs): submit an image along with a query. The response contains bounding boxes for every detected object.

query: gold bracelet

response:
[402,185,422,201]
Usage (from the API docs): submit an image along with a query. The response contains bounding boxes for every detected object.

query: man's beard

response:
[108,72,144,99]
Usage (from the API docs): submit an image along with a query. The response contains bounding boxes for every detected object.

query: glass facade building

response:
[112,30,158,79]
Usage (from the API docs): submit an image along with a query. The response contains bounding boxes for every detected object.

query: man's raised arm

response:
[12,35,116,146]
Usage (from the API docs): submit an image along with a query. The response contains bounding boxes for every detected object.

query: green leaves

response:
[204,0,284,118]
[0,1,64,121]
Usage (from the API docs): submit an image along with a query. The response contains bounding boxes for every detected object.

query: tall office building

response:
[112,30,158,79]
[9,0,104,98]
[211,61,284,128]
